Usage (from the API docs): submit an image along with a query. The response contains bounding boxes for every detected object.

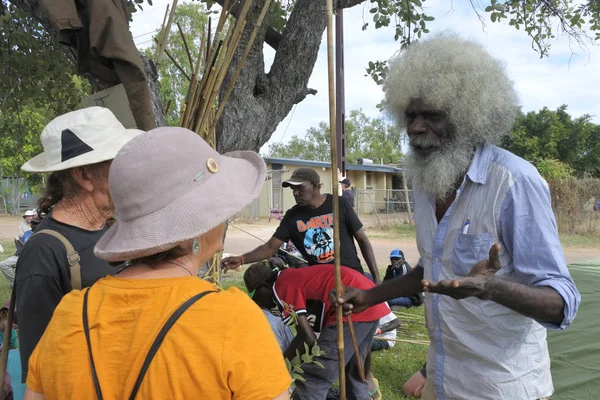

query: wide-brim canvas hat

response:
[94,127,267,262]
[22,107,143,173]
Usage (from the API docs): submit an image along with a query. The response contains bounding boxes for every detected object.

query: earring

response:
[192,239,199,255]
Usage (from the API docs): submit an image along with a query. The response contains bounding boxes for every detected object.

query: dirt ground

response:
[2,215,598,265]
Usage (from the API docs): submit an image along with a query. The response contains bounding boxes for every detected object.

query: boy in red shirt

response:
[245,263,389,400]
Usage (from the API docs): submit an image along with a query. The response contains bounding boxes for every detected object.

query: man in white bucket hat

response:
[14,107,142,383]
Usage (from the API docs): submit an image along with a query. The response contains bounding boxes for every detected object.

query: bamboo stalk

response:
[373,337,430,345]
[206,17,212,71]
[347,315,366,383]
[325,0,346,398]
[177,22,194,73]
[215,0,272,122]
[154,3,171,60]
[155,0,179,66]
[153,38,190,81]
[165,99,172,115]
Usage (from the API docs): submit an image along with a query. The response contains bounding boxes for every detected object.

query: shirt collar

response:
[466,144,493,185]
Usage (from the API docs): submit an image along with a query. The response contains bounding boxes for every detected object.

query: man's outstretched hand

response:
[422,243,502,300]
[329,286,370,316]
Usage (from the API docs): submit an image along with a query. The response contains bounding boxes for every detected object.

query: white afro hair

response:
[384,32,519,144]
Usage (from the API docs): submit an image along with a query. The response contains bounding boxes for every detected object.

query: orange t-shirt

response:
[27,275,291,399]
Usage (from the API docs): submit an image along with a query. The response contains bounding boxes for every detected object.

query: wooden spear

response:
[325,0,347,397]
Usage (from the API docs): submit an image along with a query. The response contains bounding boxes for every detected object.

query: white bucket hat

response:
[22,107,144,173]
[94,127,267,262]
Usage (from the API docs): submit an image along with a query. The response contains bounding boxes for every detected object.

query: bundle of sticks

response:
[156,0,271,282]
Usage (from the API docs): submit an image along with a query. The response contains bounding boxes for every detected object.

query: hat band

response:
[61,129,94,162]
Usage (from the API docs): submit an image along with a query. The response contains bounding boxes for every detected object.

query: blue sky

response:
[131,0,600,154]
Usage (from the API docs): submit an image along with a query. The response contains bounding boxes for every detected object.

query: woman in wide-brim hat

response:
[24,128,291,400]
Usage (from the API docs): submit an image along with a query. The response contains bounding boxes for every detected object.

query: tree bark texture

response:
[216,0,364,153]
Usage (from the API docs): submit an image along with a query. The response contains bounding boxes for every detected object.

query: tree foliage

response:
[0,1,90,209]
[502,105,600,178]
[143,3,209,126]
[266,109,404,164]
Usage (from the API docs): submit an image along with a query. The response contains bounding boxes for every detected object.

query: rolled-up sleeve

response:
[500,174,580,330]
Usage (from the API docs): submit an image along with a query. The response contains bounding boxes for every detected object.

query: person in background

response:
[383,250,423,308]
[333,33,580,400]
[15,107,142,383]
[340,178,355,208]
[14,210,34,253]
[0,215,42,288]
[24,127,290,400]
[245,262,389,400]
[223,168,381,283]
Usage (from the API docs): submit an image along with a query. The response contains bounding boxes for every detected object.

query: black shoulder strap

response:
[83,288,216,400]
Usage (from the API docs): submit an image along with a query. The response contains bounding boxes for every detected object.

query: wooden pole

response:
[325,0,346,398]
[0,291,16,392]
[155,0,179,66]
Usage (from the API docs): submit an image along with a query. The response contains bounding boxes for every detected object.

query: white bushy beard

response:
[405,136,475,201]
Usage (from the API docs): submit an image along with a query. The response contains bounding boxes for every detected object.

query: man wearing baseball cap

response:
[223,167,381,283]
[340,177,354,208]
[14,107,142,382]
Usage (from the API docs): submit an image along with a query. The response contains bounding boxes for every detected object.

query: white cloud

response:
[130,1,600,155]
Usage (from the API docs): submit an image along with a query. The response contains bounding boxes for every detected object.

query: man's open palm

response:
[422,243,502,300]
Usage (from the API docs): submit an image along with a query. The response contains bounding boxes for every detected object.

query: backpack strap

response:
[32,229,82,290]
[82,288,216,400]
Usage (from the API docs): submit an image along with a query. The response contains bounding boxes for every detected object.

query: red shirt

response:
[273,264,390,332]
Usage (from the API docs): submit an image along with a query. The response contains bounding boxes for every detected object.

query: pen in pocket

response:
[462,218,470,234]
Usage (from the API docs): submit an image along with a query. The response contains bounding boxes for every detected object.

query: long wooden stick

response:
[177,21,194,73]
[325,0,346,398]
[373,337,430,345]
[153,38,190,81]
[347,315,366,382]
[155,0,179,66]
[0,290,16,392]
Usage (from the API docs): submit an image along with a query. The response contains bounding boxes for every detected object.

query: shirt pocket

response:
[451,230,494,276]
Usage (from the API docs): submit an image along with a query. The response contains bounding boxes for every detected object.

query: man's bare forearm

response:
[365,266,424,307]
[241,245,275,263]
[487,278,565,326]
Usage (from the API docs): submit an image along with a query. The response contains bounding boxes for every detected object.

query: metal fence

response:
[356,188,413,227]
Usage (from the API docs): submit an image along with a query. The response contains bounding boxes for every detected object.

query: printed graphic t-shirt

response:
[273,265,390,332]
[273,194,363,272]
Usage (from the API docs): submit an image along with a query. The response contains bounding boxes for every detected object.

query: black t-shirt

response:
[14,214,117,382]
[273,194,363,272]
[342,189,355,208]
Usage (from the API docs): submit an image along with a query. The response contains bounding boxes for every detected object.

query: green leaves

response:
[266,109,404,165]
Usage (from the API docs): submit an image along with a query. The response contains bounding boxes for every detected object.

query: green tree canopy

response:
[502,105,600,178]
[266,109,404,164]
[143,3,209,126]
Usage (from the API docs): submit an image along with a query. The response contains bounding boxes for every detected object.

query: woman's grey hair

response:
[384,32,519,144]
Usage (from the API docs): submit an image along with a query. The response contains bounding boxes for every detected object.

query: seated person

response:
[371,310,400,352]
[244,263,389,400]
[245,260,295,352]
[404,363,427,398]
[0,216,40,288]
[383,249,423,308]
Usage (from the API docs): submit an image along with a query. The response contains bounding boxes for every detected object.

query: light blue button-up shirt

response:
[414,144,580,399]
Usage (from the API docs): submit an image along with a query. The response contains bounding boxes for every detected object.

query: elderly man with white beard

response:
[333,33,580,400]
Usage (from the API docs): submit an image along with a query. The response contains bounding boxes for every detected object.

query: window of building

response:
[366,171,373,189]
